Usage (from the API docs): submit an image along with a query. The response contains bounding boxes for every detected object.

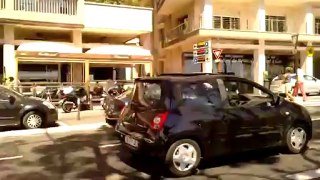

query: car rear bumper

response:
[105,111,120,121]
[115,122,165,158]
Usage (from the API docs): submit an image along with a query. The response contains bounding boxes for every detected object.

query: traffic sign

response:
[307,46,314,57]
[193,40,212,64]
[213,49,223,62]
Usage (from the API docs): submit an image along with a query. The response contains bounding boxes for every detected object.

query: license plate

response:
[124,136,138,147]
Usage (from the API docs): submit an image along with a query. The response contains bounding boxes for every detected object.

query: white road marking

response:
[99,143,121,148]
[56,121,68,127]
[0,122,111,138]
[0,155,23,161]
[286,168,320,180]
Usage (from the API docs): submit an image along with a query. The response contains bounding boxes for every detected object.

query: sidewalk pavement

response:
[58,106,105,126]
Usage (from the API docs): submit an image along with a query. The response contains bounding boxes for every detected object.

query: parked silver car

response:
[270,74,320,95]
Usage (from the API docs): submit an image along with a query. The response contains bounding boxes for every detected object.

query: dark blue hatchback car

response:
[116,74,312,177]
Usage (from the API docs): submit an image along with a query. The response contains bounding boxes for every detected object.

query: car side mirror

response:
[8,95,15,104]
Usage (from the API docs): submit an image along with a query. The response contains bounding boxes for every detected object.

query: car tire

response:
[284,123,309,154]
[165,139,201,177]
[22,111,44,129]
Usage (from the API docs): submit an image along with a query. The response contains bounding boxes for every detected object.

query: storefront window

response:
[18,64,59,82]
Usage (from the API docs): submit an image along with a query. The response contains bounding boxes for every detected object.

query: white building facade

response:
[153,0,320,86]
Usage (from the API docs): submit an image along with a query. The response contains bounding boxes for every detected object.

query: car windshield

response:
[0,86,24,98]
[131,80,164,108]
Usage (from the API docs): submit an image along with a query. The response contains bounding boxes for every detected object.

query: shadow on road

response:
[1,129,320,180]
[0,123,59,132]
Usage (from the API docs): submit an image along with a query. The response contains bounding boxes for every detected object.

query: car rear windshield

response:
[131,80,164,109]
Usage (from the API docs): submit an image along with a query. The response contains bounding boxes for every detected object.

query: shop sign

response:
[307,46,314,57]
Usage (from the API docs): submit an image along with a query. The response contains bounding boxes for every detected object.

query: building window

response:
[315,18,320,34]
[265,15,286,32]
[213,16,240,30]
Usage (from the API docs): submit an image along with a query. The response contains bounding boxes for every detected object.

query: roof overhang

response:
[17,41,82,53]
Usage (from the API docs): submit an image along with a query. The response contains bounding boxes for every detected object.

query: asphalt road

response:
[0,125,320,180]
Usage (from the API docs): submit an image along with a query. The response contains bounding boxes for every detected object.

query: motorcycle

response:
[36,87,61,101]
[101,84,126,110]
[59,86,89,113]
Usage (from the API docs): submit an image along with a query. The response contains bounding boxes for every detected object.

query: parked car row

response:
[113,73,312,177]
[0,85,58,129]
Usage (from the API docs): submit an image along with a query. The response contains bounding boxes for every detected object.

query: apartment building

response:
[153,0,320,86]
[0,0,152,83]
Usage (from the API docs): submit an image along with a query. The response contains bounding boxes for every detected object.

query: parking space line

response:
[286,168,320,180]
[0,155,23,161]
[99,143,121,148]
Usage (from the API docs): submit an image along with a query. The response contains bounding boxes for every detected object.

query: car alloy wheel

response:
[172,143,197,172]
[165,139,201,177]
[290,127,307,151]
[26,114,42,129]
[285,124,309,154]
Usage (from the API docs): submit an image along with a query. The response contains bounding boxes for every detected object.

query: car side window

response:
[224,80,273,107]
[180,81,222,107]
[0,88,12,100]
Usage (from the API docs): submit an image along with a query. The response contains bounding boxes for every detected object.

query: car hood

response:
[23,96,45,104]
[281,98,312,121]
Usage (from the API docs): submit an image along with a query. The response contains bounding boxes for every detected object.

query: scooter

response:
[59,86,89,113]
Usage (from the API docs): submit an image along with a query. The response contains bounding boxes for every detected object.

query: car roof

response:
[135,73,235,82]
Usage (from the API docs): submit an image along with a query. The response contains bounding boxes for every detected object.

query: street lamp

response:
[291,33,299,72]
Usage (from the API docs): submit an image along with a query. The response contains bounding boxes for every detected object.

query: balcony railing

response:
[13,0,78,15]
[265,18,287,33]
[0,0,82,25]
[165,20,192,43]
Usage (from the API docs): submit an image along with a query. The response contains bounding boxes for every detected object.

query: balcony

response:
[165,21,193,43]
[156,0,192,15]
[0,0,83,26]
[163,15,320,49]
[83,2,152,34]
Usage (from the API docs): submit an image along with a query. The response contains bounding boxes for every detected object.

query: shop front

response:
[15,42,153,83]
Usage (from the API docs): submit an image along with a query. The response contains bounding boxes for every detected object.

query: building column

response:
[252,44,266,85]
[300,51,313,76]
[306,4,314,34]
[193,0,213,29]
[125,67,132,80]
[71,30,83,82]
[3,25,17,81]
[132,65,139,79]
[165,48,183,73]
[256,0,266,31]
[84,60,90,91]
[143,63,152,76]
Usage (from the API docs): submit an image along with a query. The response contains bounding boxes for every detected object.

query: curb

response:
[0,123,112,138]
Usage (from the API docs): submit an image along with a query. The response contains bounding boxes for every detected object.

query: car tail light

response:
[151,112,169,130]
[120,105,126,115]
